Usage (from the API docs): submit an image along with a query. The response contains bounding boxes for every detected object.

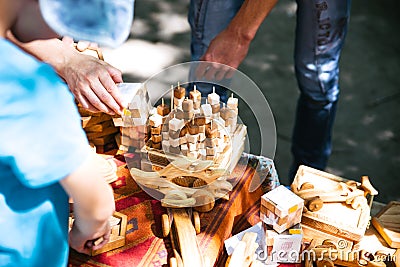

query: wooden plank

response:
[171,209,204,267]
[371,201,400,248]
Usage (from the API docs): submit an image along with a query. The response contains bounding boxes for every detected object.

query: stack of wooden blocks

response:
[79,107,119,153]
[260,185,304,263]
[260,185,304,233]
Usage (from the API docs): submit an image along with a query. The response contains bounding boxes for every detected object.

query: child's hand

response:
[69,220,111,254]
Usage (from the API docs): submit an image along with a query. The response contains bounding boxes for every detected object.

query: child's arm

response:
[60,152,115,254]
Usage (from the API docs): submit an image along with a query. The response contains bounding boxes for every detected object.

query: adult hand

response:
[61,37,125,115]
[195,27,251,81]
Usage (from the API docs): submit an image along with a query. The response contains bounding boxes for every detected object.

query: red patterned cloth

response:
[68,153,279,267]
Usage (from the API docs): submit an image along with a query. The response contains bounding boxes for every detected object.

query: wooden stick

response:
[171,85,174,109]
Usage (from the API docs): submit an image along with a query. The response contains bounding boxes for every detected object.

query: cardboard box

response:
[264,224,303,263]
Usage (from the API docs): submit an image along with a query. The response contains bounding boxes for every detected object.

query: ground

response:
[103,0,400,203]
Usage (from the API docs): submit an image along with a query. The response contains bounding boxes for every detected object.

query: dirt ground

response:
[104,0,400,203]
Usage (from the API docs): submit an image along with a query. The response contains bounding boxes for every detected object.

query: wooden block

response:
[81,116,91,128]
[83,113,112,128]
[86,126,119,140]
[157,104,170,116]
[85,120,114,133]
[94,142,117,154]
[78,106,102,117]
[174,86,186,99]
[111,225,121,236]
[151,126,162,135]
[92,134,115,146]
[261,185,304,218]
[372,201,400,248]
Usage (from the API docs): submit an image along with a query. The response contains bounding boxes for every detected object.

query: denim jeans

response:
[188,0,351,180]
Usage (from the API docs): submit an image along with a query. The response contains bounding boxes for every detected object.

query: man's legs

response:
[290,0,352,179]
[188,0,244,99]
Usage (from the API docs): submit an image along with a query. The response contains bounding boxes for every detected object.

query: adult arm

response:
[7,32,125,115]
[60,153,115,254]
[197,0,278,80]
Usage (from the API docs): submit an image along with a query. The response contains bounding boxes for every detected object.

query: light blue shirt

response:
[0,39,90,267]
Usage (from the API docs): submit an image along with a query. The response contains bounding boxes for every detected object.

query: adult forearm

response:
[7,32,74,77]
[227,0,278,42]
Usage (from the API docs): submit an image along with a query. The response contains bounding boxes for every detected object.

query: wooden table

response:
[68,152,279,267]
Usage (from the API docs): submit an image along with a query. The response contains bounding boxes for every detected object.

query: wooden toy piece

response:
[179,126,188,137]
[181,144,188,156]
[169,116,185,131]
[152,142,161,150]
[162,208,205,267]
[157,98,170,116]
[162,140,170,150]
[173,97,184,108]
[149,113,163,128]
[169,129,180,139]
[198,125,206,134]
[207,86,220,105]
[227,93,238,109]
[292,175,377,211]
[192,191,215,212]
[187,134,199,144]
[211,103,220,114]
[205,127,218,139]
[194,115,206,126]
[260,185,304,233]
[188,120,200,135]
[151,134,162,144]
[170,85,174,109]
[187,142,197,152]
[220,104,236,121]
[201,99,213,117]
[169,146,181,154]
[206,147,216,156]
[371,201,400,248]
[169,138,180,147]
[182,98,194,112]
[226,232,259,267]
[193,101,201,110]
[174,82,186,99]
[162,132,169,141]
[189,85,202,103]
[179,136,187,146]
[151,125,162,135]
[183,110,194,120]
[89,212,127,256]
[291,165,376,242]
[205,138,218,148]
